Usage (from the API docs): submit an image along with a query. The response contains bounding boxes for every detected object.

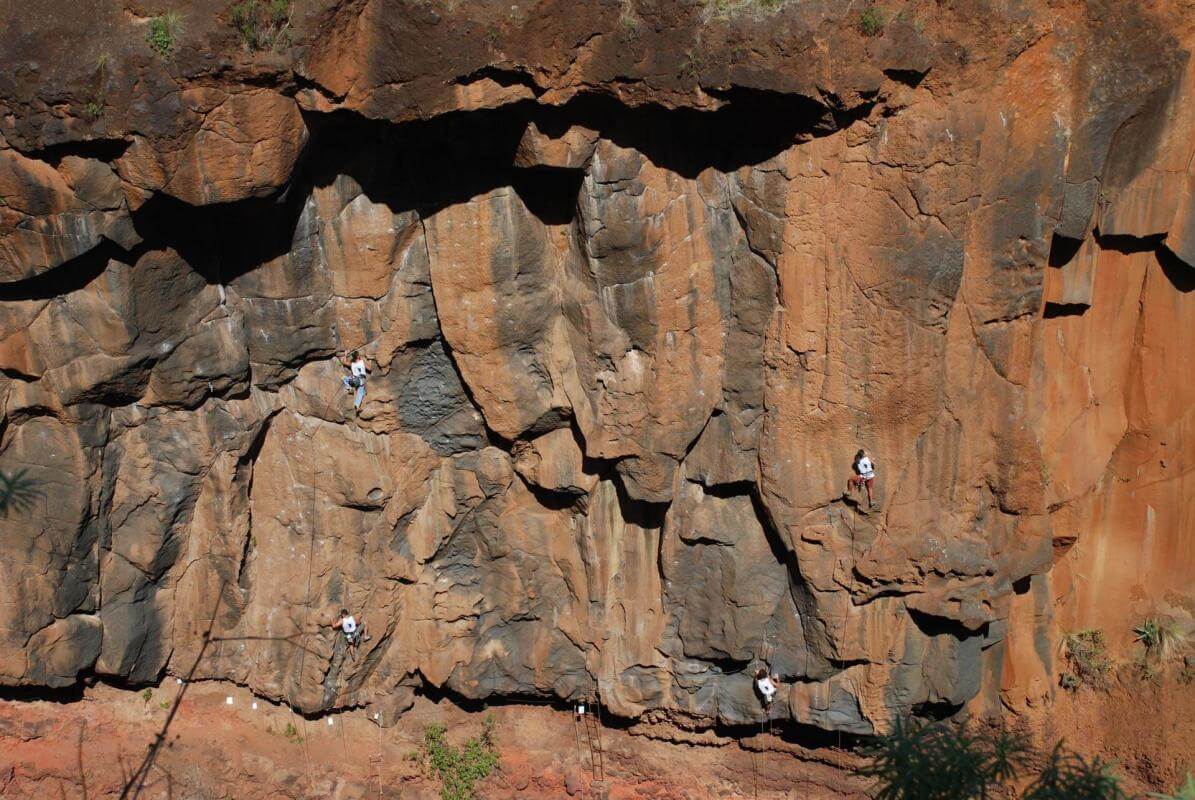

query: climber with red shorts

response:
[847,448,876,509]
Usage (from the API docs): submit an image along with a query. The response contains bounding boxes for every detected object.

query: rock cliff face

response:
[1,0,1192,736]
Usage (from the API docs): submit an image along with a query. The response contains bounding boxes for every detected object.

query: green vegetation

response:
[83,51,111,120]
[141,688,153,703]
[859,5,885,36]
[230,0,293,52]
[1134,618,1189,663]
[1059,629,1112,690]
[864,719,1127,800]
[282,721,302,743]
[146,11,184,58]
[1153,773,1195,800]
[159,700,170,710]
[0,468,39,516]
[419,716,500,800]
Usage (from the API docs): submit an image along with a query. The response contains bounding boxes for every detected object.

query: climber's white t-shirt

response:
[857,457,875,480]
[350,359,368,379]
[341,616,358,634]
[756,676,777,700]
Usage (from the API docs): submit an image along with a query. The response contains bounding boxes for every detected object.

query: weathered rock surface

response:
[1,0,1192,738]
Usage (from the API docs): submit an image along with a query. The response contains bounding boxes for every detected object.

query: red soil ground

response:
[0,680,865,799]
[1,668,1190,799]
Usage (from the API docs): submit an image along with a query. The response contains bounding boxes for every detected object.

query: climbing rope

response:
[291,473,320,794]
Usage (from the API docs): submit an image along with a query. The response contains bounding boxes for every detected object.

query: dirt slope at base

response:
[0,681,865,799]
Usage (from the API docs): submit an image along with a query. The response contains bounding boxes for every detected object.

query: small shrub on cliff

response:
[230,0,293,52]
[864,720,1126,800]
[1134,618,1189,664]
[420,715,499,800]
[1059,629,1112,690]
[859,6,885,36]
[146,12,183,58]
[0,468,39,516]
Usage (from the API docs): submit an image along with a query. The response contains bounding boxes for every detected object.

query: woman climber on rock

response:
[339,351,371,413]
[847,448,876,509]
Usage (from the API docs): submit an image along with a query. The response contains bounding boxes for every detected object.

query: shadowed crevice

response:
[1047,232,1084,268]
[1042,301,1088,319]
[1158,244,1195,292]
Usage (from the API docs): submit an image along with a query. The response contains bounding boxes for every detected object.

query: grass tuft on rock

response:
[230,0,293,52]
[1134,617,1189,664]
[705,0,786,19]
[146,11,183,58]
[859,5,885,36]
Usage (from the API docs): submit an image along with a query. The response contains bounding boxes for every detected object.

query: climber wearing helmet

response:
[847,448,876,509]
[339,351,371,413]
[754,667,780,707]
[330,609,370,648]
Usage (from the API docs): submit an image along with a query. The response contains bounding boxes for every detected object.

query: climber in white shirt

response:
[848,448,877,509]
[339,350,371,413]
[754,667,780,706]
[329,608,370,648]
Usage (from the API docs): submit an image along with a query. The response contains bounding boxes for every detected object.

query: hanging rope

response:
[291,471,320,794]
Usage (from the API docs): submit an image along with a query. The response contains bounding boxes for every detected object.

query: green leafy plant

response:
[862,719,1031,800]
[141,688,153,703]
[863,720,1125,800]
[1134,618,1189,663]
[230,0,293,52]
[0,468,39,516]
[83,52,110,121]
[159,700,170,710]
[146,11,184,58]
[419,716,500,800]
[1059,629,1112,690]
[859,6,885,36]
[282,721,302,743]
